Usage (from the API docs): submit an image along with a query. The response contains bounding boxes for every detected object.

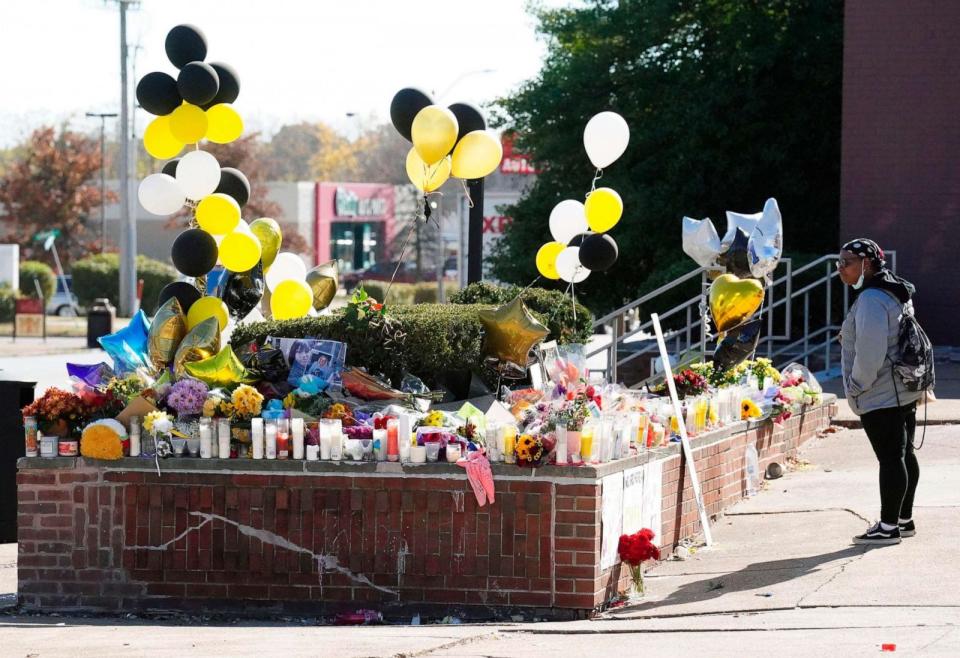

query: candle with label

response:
[199,418,212,458]
[276,418,289,460]
[129,416,141,457]
[218,418,230,459]
[386,419,399,462]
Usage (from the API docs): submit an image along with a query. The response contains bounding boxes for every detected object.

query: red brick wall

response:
[17,401,834,618]
[840,0,960,343]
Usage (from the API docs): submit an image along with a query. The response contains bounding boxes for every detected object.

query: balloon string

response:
[460,179,474,208]
[589,168,604,194]
[571,281,577,323]
[384,206,420,301]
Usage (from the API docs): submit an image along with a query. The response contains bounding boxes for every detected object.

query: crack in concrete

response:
[131,511,398,598]
[500,622,958,635]
[795,547,867,608]
[393,630,498,658]
[725,508,872,524]
[917,626,956,651]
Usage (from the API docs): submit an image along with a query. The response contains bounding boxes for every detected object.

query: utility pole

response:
[466,177,484,284]
[115,0,139,316]
[85,112,117,254]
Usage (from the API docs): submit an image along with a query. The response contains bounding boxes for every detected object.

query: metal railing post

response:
[609,320,619,384]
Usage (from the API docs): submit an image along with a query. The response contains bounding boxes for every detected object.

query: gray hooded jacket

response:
[840,271,923,416]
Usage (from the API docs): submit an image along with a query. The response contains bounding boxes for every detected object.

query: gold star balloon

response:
[147,297,187,370]
[172,317,220,379]
[477,297,549,376]
[305,259,339,311]
[183,345,255,387]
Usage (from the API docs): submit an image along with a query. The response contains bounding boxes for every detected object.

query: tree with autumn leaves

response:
[0,126,114,265]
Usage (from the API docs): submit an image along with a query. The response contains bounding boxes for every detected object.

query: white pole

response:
[651,312,713,546]
[117,0,138,316]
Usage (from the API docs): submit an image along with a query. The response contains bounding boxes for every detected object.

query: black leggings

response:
[860,404,919,525]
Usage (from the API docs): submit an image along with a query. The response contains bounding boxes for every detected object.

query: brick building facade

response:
[840,1,960,343]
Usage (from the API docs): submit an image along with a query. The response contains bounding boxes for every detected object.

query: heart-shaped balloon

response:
[709,274,765,333]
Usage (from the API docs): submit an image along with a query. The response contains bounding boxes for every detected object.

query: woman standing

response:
[838,239,925,545]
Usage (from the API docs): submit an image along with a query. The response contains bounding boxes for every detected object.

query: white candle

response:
[373,429,386,461]
[251,418,264,459]
[555,426,568,465]
[329,432,343,461]
[265,421,277,460]
[319,424,331,460]
[399,438,410,463]
[218,419,230,459]
[292,418,304,460]
[199,423,212,458]
[306,444,319,461]
[129,428,140,458]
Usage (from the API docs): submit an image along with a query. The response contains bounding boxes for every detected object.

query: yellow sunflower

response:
[741,398,762,420]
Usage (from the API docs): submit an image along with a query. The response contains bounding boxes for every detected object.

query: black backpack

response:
[877,289,936,392]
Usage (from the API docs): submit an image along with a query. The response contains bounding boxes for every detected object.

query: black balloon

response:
[448,102,486,145]
[390,87,433,141]
[567,231,594,248]
[165,24,207,69]
[171,229,218,278]
[716,227,752,278]
[217,260,264,320]
[201,62,240,109]
[161,158,180,178]
[158,281,202,314]
[177,61,220,106]
[136,71,181,116]
[713,318,763,372]
[579,233,619,271]
[215,167,250,207]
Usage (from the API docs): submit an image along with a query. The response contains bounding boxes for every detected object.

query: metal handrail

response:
[587,251,896,383]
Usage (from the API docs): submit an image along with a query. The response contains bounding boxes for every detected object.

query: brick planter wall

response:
[16,397,835,619]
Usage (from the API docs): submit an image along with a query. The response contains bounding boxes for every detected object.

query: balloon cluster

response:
[390,88,502,196]
[536,112,631,283]
[127,24,340,385]
[681,198,784,371]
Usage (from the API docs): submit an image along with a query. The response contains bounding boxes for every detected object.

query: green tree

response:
[490,0,843,314]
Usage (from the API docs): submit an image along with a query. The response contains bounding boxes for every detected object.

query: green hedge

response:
[72,254,177,315]
[231,303,485,388]
[450,282,593,344]
[19,261,55,300]
[0,283,16,322]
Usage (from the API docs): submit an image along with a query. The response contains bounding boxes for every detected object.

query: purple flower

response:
[166,378,209,416]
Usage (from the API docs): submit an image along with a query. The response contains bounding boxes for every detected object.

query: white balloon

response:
[549,200,589,244]
[137,173,185,216]
[175,150,221,200]
[583,111,630,169]
[265,252,308,291]
[556,246,591,283]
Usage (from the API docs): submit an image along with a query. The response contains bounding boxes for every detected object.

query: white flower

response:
[153,417,173,434]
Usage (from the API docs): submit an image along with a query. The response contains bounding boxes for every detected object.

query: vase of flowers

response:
[617,528,661,597]
[21,388,90,438]
[142,410,174,457]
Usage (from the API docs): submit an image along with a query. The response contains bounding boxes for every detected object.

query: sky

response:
[0,0,571,147]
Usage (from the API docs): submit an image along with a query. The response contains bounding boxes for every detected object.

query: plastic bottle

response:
[744,443,760,497]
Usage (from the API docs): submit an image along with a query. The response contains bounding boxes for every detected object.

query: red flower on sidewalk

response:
[617,528,661,595]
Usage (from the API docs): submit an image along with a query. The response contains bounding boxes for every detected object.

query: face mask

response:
[852,259,865,290]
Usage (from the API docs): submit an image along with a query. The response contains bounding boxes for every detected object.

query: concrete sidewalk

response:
[2,424,958,656]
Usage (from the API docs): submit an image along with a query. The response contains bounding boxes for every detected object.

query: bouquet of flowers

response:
[165,378,209,417]
[617,528,661,595]
[22,388,91,437]
[231,384,264,420]
[649,368,709,399]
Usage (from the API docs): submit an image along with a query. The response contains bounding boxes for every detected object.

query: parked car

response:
[45,275,81,316]
[341,261,442,291]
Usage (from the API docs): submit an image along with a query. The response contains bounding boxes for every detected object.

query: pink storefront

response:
[314,183,396,272]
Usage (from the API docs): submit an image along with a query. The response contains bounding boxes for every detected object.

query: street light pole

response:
[115,0,139,316]
[85,112,117,254]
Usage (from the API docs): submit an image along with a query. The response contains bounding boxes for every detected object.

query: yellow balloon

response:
[220,227,262,272]
[451,130,503,179]
[249,218,283,269]
[411,105,458,165]
[708,274,765,333]
[535,241,566,280]
[205,103,244,144]
[143,116,184,160]
[196,193,241,235]
[405,148,450,192]
[186,296,229,332]
[584,187,623,233]
[270,279,313,321]
[168,103,208,144]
